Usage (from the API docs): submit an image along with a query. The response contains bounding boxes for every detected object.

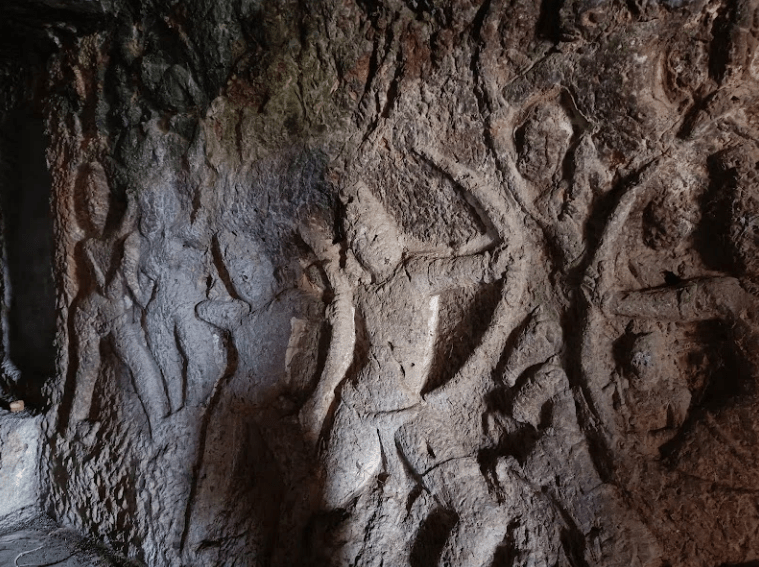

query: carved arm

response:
[196,298,251,330]
[406,250,510,295]
[120,232,153,308]
[607,277,754,323]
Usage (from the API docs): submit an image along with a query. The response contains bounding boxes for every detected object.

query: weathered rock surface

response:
[1,0,759,565]
[0,411,42,527]
[0,517,136,566]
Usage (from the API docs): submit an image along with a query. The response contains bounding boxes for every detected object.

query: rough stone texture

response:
[1,0,759,565]
[0,517,138,566]
[0,411,42,527]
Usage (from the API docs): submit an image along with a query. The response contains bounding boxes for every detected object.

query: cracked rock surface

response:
[1,0,759,565]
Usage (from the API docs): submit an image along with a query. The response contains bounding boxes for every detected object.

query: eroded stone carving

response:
[70,240,170,432]
[599,144,759,461]
[15,0,759,565]
[305,179,513,508]
[129,187,220,413]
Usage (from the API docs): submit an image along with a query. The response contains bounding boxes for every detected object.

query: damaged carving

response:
[1,0,759,566]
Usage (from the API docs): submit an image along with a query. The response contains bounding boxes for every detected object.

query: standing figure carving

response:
[510,93,603,271]
[186,228,321,564]
[70,241,171,433]
[68,172,172,433]
[123,187,220,412]
[301,180,514,510]
[573,143,759,565]
[297,143,529,566]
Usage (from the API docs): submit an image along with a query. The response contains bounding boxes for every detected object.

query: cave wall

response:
[1,0,758,565]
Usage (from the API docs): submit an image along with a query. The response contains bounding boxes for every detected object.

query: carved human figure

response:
[598,147,759,470]
[65,162,170,433]
[511,96,604,269]
[577,143,759,536]
[123,187,220,411]
[185,230,316,563]
[194,230,284,402]
[374,145,655,564]
[291,151,532,567]
[69,231,170,434]
[300,181,513,514]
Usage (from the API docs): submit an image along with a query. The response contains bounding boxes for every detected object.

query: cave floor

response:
[0,516,130,567]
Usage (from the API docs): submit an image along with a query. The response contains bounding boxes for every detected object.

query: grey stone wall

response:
[1,0,759,565]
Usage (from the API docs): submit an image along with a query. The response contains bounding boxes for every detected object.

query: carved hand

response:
[490,245,512,280]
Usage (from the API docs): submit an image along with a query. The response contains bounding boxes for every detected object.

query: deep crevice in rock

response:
[0,114,56,407]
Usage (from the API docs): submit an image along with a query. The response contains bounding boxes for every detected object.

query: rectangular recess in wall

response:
[0,113,56,404]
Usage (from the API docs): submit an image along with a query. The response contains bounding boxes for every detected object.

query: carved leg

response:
[175,310,219,408]
[427,460,508,567]
[321,402,382,509]
[111,316,170,429]
[69,305,104,425]
[348,418,422,566]
[501,307,563,387]
[145,309,184,412]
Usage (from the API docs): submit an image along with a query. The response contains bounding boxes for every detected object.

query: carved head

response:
[75,162,110,237]
[343,183,404,280]
[515,100,573,187]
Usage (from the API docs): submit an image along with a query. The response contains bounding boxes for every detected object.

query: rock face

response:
[0,517,129,567]
[0,411,43,527]
[1,0,759,565]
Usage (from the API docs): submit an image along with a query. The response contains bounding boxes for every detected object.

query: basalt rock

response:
[0,0,758,566]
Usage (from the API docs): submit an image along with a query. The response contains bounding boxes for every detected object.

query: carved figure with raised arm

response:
[297,142,529,565]
[582,143,759,522]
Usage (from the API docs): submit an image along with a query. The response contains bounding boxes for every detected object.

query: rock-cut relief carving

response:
[677,0,759,139]
[195,229,317,406]
[300,178,516,507]
[394,306,565,567]
[70,244,171,434]
[511,93,603,271]
[490,306,659,566]
[298,147,530,565]
[391,157,656,565]
[580,155,666,441]
[185,229,319,562]
[124,187,221,414]
[393,148,658,566]
[591,145,759,483]
[68,171,170,435]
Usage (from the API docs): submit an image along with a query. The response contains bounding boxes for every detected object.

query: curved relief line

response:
[412,144,519,243]
[179,325,239,556]
[413,144,528,320]
[299,229,356,448]
[402,142,531,414]
[424,280,517,408]
[579,157,664,441]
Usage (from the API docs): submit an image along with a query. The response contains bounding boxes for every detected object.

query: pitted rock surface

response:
[0,0,758,566]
